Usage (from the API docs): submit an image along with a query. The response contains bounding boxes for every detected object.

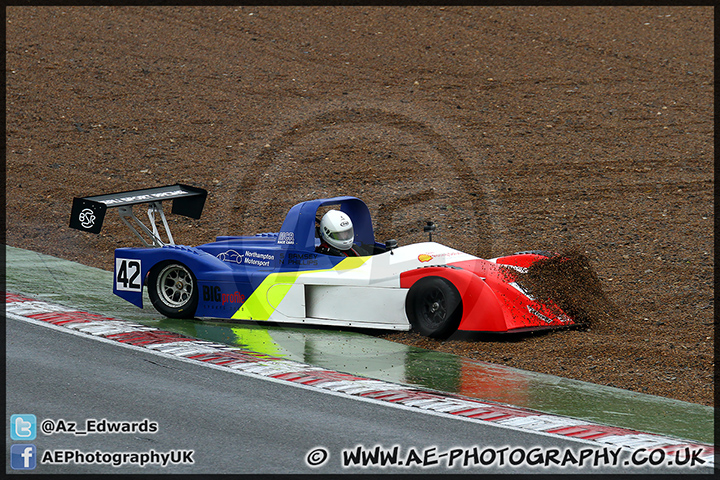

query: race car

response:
[69,184,576,338]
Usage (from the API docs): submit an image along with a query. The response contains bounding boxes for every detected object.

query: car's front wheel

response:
[405,276,462,338]
[148,261,198,318]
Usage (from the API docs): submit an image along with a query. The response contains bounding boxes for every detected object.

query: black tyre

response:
[147,261,198,318]
[405,277,462,338]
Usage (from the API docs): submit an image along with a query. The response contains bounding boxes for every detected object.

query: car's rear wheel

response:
[405,277,462,338]
[148,261,198,318]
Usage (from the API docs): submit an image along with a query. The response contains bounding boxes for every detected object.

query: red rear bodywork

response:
[399,253,575,333]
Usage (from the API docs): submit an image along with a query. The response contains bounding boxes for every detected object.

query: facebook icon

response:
[11,444,37,470]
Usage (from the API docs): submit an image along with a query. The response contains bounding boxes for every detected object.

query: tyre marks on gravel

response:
[229,105,490,257]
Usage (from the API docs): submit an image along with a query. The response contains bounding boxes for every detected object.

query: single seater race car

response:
[69,184,576,338]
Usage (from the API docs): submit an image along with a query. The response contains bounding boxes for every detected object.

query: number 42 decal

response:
[116,258,142,292]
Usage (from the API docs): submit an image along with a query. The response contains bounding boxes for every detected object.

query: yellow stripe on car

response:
[232,256,369,321]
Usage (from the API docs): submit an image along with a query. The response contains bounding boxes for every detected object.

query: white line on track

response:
[6,293,714,467]
[8,311,601,446]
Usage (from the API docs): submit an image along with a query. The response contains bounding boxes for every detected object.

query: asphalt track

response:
[5,247,715,474]
[5,246,713,443]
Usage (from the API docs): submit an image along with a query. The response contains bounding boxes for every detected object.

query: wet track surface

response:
[14,314,715,474]
[5,7,713,474]
[5,246,713,446]
[5,246,714,475]
[6,6,714,408]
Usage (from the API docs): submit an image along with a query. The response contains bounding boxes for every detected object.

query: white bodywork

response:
[261,242,477,330]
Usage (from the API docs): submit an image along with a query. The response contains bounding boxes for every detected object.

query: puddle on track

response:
[5,246,713,444]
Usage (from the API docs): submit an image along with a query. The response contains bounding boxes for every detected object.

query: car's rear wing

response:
[69,184,207,247]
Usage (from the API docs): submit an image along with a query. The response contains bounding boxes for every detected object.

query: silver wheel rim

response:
[156,264,194,308]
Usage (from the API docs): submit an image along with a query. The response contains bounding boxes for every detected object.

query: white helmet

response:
[320,210,354,250]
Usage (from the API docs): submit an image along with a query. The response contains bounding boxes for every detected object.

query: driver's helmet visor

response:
[329,227,354,241]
